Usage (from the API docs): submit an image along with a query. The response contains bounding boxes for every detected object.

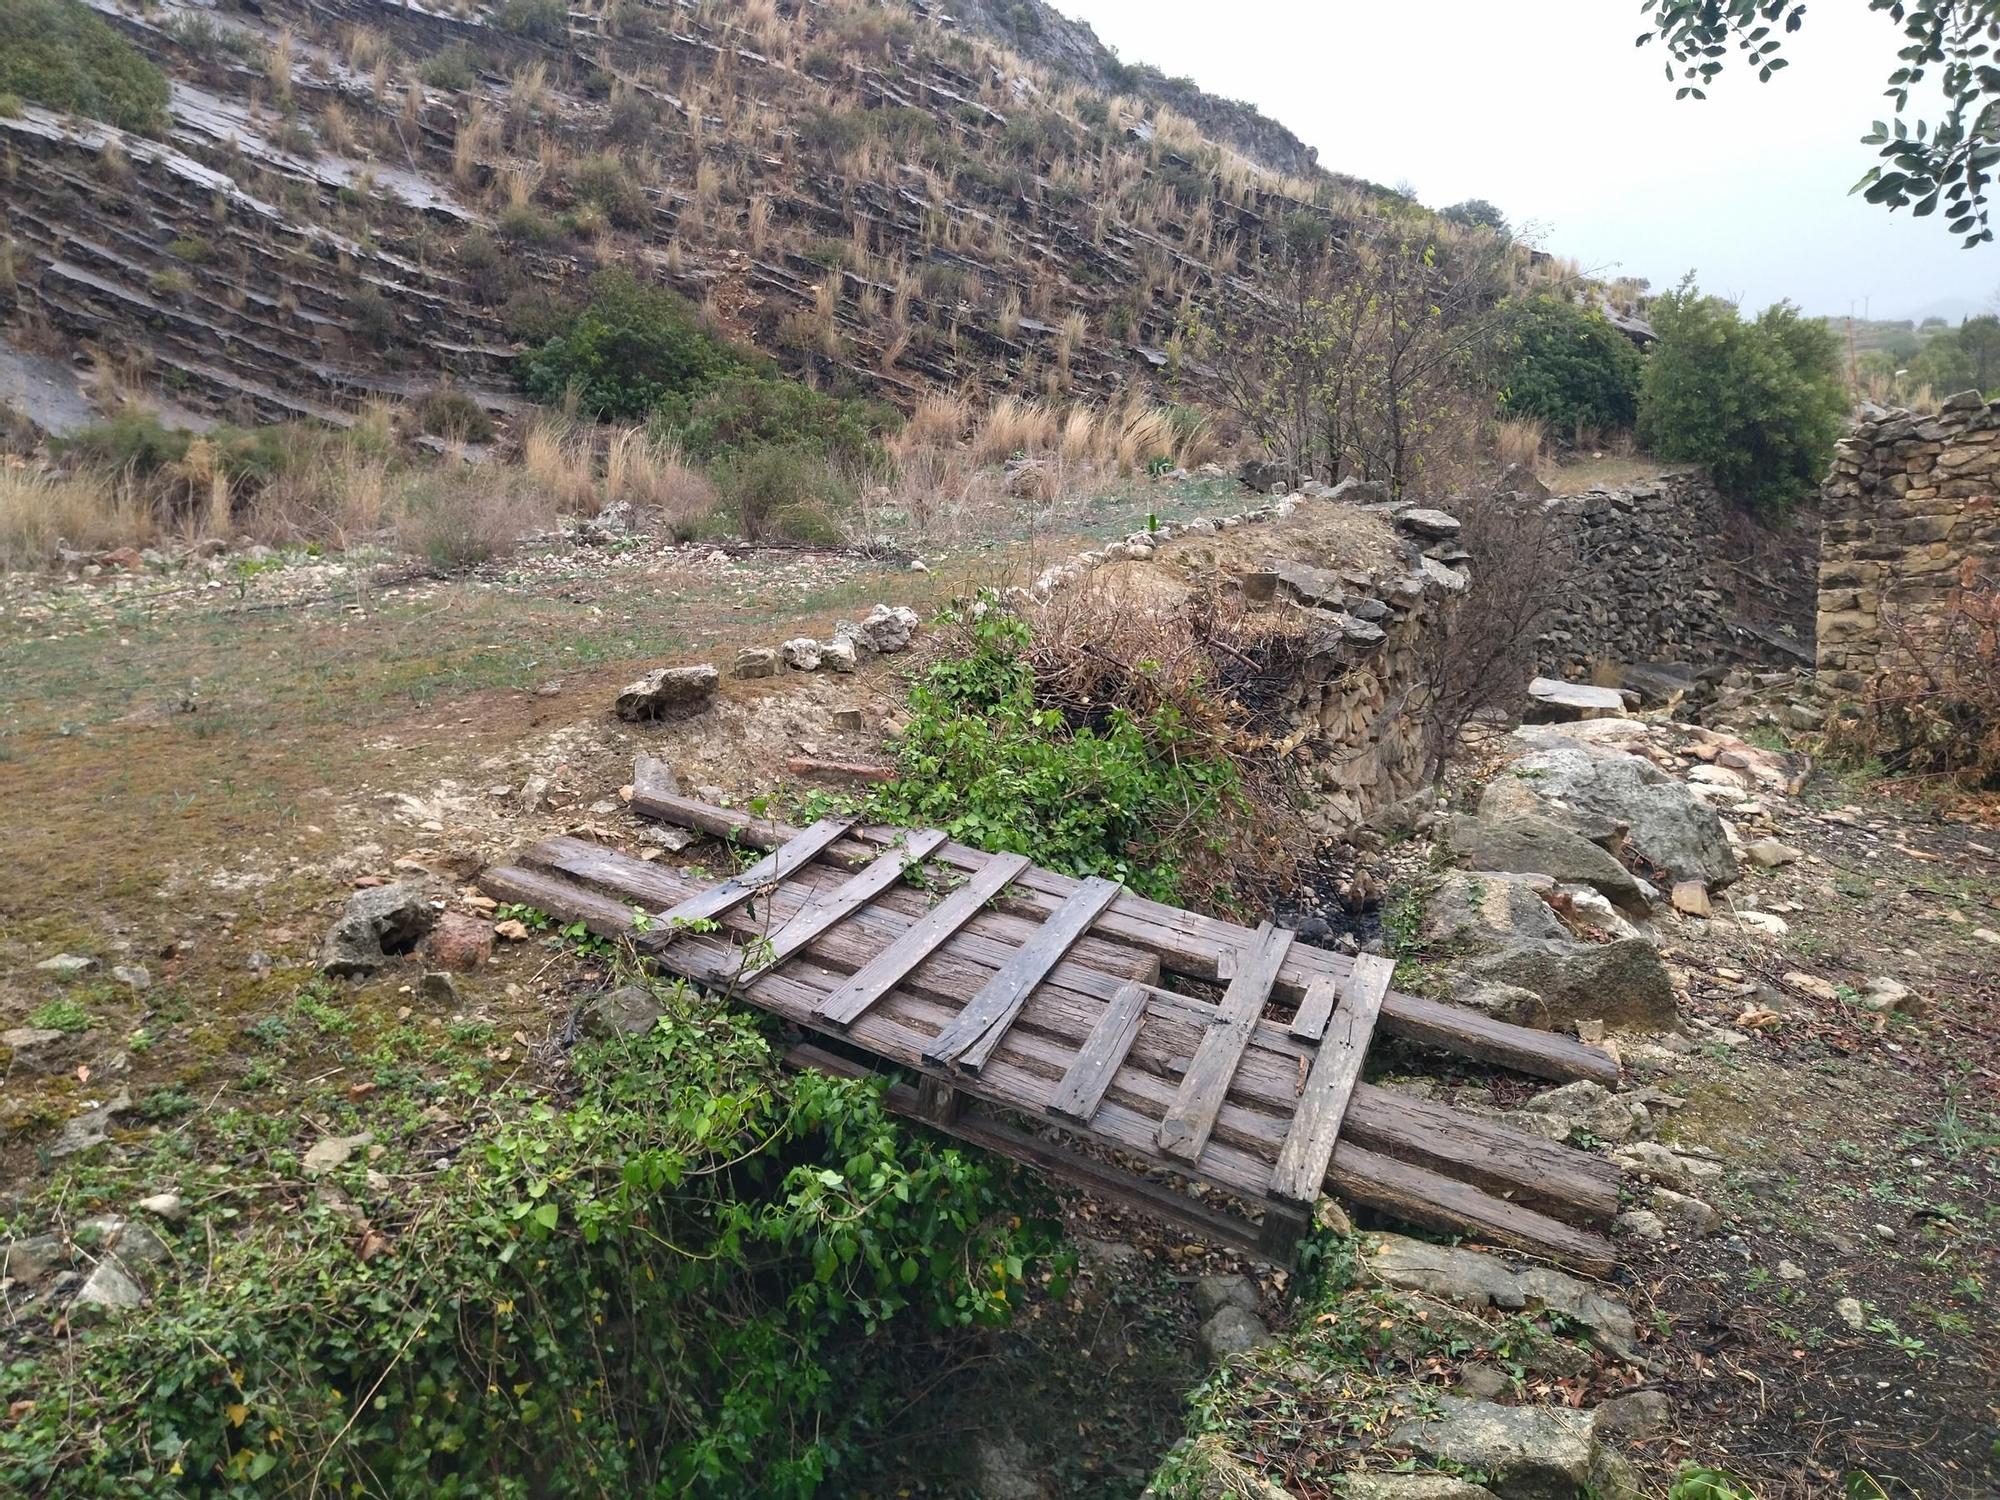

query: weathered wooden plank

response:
[1289,974,1343,1042]
[924,877,1123,1072]
[816,852,1033,1028]
[740,828,947,981]
[630,793,1620,1085]
[1048,981,1150,1124]
[650,816,853,930]
[1156,922,1294,1164]
[1270,954,1394,1204]
[513,839,1619,1226]
[484,864,1617,1271]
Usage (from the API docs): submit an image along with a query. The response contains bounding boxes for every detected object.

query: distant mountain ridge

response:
[923,0,1330,182]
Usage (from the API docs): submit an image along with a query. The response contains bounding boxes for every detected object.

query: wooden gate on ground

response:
[482,775,1622,1273]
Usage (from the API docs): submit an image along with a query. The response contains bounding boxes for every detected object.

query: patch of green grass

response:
[27,997,92,1033]
[0,0,169,134]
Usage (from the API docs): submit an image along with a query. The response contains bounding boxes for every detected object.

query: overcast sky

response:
[1055,0,1997,323]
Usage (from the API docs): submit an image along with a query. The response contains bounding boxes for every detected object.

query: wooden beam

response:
[815,853,1032,1028]
[924,877,1122,1072]
[1048,981,1150,1125]
[649,816,853,931]
[739,829,946,981]
[1156,922,1294,1164]
[1288,973,1343,1042]
[1269,953,1393,1204]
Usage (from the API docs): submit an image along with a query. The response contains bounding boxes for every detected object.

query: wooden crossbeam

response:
[739,829,947,982]
[1289,973,1342,1042]
[1156,922,1294,1164]
[1048,981,1150,1124]
[1269,953,1394,1204]
[649,816,853,931]
[924,876,1123,1072]
[814,852,1032,1028]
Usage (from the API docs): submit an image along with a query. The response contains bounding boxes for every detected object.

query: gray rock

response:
[51,1091,134,1159]
[1423,871,1565,948]
[1466,935,1679,1031]
[1,1233,73,1288]
[78,1215,168,1269]
[34,954,96,977]
[733,647,779,679]
[780,637,823,671]
[820,637,857,674]
[1450,981,1546,1026]
[110,963,152,991]
[1343,1478,1498,1500]
[1444,814,1646,911]
[302,1132,372,1177]
[1456,1365,1513,1401]
[1613,1209,1666,1242]
[1368,1234,1639,1361]
[1198,1304,1272,1362]
[1592,1389,1671,1439]
[70,1258,146,1320]
[1194,1273,1260,1320]
[1526,677,1627,722]
[135,1192,187,1224]
[1513,1081,1650,1146]
[615,664,719,720]
[1330,477,1392,506]
[858,603,921,654]
[970,1432,1046,1500]
[1836,1296,1866,1330]
[1608,1142,1723,1196]
[1743,838,1802,869]
[579,983,665,1041]
[1649,1187,1720,1237]
[321,883,437,978]
[1494,745,1738,888]
[1388,1395,1595,1500]
[2,1027,71,1070]
[418,972,461,1005]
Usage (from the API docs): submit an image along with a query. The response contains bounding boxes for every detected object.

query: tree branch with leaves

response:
[1638,0,2000,246]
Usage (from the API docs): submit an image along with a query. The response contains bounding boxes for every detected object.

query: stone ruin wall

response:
[1817,393,2000,687]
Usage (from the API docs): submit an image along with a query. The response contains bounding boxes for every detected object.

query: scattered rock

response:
[1396,506,1462,540]
[1,1027,71,1070]
[1512,1081,1650,1146]
[1424,871,1565,948]
[1368,1234,1638,1360]
[1194,1273,1260,1321]
[419,971,461,1005]
[1592,1389,1670,1440]
[135,1192,187,1224]
[1,1233,73,1288]
[1198,1304,1272,1362]
[1389,1394,1595,1500]
[34,954,96,978]
[1743,838,1802,869]
[425,911,494,972]
[1444,814,1647,911]
[1608,1142,1723,1195]
[302,1132,373,1177]
[1776,1259,1807,1281]
[1342,1477,1497,1500]
[1669,881,1712,917]
[1648,1187,1720,1237]
[516,774,552,813]
[830,706,865,731]
[1613,1209,1666,1242]
[321,883,437,978]
[70,1258,146,1321]
[969,1432,1046,1500]
[1836,1296,1867,1330]
[51,1092,134,1159]
[1782,971,1840,1005]
[1859,977,1923,1015]
[615,664,720,721]
[1450,981,1545,1026]
[780,637,823,671]
[858,603,921,653]
[110,963,152,991]
[578,984,665,1041]
[1466,936,1680,1031]
[1525,678,1627,722]
[733,647,779,679]
[820,637,857,674]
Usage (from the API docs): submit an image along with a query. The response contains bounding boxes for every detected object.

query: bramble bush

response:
[1636,277,1848,512]
[1493,293,1642,436]
[0,987,1054,1496]
[854,605,1247,903]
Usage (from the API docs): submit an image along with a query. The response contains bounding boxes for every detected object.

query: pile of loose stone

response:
[612,602,923,722]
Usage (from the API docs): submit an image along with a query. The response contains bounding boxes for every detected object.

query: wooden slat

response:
[924,876,1122,1072]
[482,864,1616,1273]
[650,816,853,929]
[739,829,946,981]
[1156,922,1294,1163]
[631,792,1620,1085]
[1270,954,1394,1203]
[514,837,1620,1227]
[1289,973,1343,1042]
[1048,981,1150,1124]
[815,853,1032,1028]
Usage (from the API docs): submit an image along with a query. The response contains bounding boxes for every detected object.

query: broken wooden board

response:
[482,793,1623,1274]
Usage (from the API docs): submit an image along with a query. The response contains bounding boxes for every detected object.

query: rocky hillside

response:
[0,0,1406,435]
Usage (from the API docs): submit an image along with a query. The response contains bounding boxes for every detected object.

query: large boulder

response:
[615,664,719,721]
[1388,1395,1596,1500]
[1444,814,1647,912]
[1423,871,1564,949]
[1489,745,1738,888]
[858,603,921,654]
[1525,677,1627,723]
[1464,936,1678,1031]
[321,883,437,978]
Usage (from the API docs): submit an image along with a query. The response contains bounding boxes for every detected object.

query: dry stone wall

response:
[1817,393,2000,686]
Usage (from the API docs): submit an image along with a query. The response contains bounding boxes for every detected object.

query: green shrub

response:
[415,390,496,444]
[28,997,92,1033]
[496,202,557,244]
[854,607,1245,902]
[574,151,650,229]
[57,408,191,473]
[658,372,892,466]
[1637,277,1848,512]
[0,0,169,135]
[1493,294,1643,434]
[708,443,856,541]
[496,0,566,41]
[0,998,1051,1496]
[522,270,740,419]
[419,44,475,90]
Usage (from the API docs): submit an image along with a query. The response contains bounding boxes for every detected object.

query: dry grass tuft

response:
[0,466,154,567]
[605,427,715,536]
[1494,416,1547,472]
